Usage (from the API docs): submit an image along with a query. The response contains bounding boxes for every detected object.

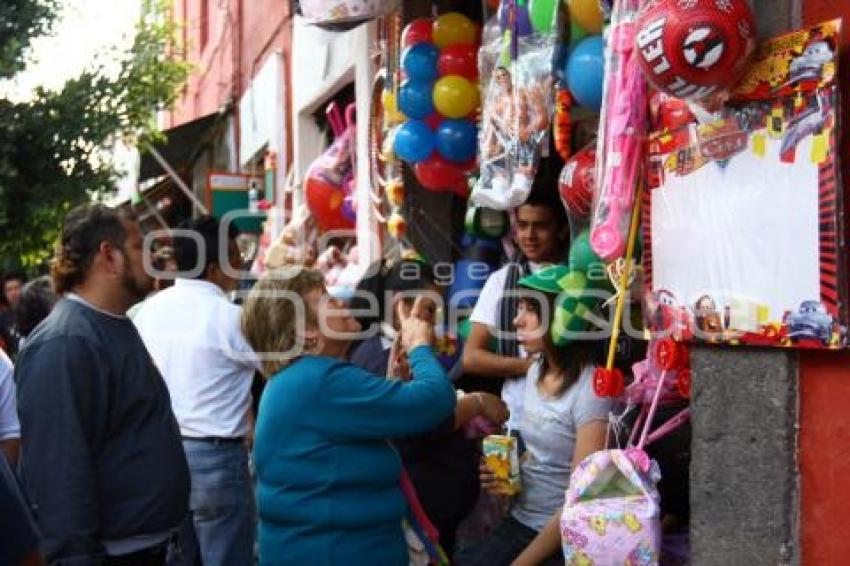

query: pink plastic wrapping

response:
[588,0,649,262]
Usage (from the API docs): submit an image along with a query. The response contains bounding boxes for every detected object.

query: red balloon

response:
[305,175,355,232]
[402,19,433,48]
[424,112,443,130]
[558,145,596,218]
[438,45,479,80]
[414,154,468,196]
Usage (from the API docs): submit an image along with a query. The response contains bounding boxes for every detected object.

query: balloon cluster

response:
[393,13,481,197]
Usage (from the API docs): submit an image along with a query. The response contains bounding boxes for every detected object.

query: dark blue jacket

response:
[15,298,189,563]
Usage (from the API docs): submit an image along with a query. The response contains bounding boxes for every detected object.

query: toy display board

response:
[643,19,846,349]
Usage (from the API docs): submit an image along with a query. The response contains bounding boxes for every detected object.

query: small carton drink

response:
[483,434,521,495]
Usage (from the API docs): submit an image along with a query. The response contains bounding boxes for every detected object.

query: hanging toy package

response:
[298,0,400,27]
[304,102,357,232]
[588,0,649,263]
[471,31,555,210]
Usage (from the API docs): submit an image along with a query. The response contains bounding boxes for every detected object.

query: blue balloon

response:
[402,43,440,82]
[436,119,477,163]
[394,120,435,163]
[398,79,434,120]
[566,35,605,111]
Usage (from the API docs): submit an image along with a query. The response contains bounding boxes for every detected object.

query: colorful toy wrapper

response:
[471,31,555,210]
[483,434,522,496]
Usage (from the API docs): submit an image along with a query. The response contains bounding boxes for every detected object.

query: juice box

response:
[483,434,521,496]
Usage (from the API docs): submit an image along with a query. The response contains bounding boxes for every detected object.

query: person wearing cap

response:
[456,264,613,566]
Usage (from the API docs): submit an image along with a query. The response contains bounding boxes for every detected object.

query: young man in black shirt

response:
[14,204,190,565]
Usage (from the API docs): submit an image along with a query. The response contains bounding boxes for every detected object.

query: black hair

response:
[174,215,238,280]
[15,276,57,338]
[518,291,598,396]
[350,259,437,335]
[521,156,569,232]
[2,270,26,286]
[51,204,136,295]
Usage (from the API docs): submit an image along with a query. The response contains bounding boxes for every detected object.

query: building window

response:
[200,0,210,50]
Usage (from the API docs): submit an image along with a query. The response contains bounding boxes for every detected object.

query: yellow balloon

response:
[567,0,604,34]
[432,12,477,48]
[381,90,405,126]
[433,75,479,119]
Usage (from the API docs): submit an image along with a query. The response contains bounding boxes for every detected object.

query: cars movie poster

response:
[643,19,847,349]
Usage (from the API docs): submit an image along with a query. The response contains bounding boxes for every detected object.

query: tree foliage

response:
[0,0,189,270]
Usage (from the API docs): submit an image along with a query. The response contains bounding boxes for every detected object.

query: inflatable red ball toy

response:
[558,145,597,218]
[634,0,757,101]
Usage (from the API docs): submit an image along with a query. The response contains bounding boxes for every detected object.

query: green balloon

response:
[530,0,559,34]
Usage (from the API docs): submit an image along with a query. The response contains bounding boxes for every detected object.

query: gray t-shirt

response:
[511,361,614,531]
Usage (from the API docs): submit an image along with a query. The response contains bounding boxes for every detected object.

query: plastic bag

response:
[471,33,555,210]
[304,102,357,232]
[588,0,649,262]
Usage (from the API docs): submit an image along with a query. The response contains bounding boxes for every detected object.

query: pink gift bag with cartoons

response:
[560,448,662,565]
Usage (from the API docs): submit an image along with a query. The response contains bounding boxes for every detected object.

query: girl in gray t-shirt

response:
[511,360,613,532]
[457,266,613,566]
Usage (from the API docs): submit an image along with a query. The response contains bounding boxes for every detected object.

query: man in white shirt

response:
[0,350,19,466]
[134,216,259,566]
[462,170,570,430]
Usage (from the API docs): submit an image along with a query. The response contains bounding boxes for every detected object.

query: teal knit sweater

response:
[254,345,456,565]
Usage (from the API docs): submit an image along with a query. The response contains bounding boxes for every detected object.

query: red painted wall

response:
[168,0,236,128]
[800,1,850,564]
[241,0,294,167]
[167,0,294,168]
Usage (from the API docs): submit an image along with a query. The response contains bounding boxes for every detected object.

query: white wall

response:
[290,16,380,269]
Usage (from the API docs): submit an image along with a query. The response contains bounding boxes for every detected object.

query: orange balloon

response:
[432,12,477,48]
[567,0,604,34]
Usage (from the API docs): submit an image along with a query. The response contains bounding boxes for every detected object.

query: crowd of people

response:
[0,164,689,566]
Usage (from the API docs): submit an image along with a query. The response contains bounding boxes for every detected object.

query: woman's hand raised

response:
[398,296,435,353]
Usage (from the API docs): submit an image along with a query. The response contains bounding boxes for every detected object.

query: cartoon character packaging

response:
[643,19,847,349]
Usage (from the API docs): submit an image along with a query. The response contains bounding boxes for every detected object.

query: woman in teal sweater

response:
[241,268,456,565]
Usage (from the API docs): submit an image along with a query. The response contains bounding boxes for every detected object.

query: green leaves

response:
[0,0,189,270]
[0,0,58,79]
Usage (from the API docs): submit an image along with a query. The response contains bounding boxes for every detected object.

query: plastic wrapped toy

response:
[589,0,649,262]
[305,102,357,232]
[471,29,555,210]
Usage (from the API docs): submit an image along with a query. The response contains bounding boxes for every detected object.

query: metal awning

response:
[138,112,220,181]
